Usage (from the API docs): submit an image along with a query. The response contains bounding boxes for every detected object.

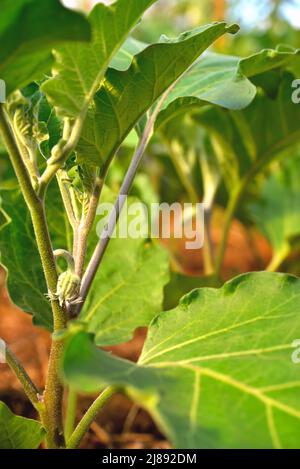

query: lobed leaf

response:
[157,46,300,129]
[41,0,158,118]
[0,0,91,95]
[0,401,45,449]
[75,22,239,167]
[64,272,300,449]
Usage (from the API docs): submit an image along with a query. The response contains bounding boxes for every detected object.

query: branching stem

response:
[72,90,170,316]
[0,104,67,448]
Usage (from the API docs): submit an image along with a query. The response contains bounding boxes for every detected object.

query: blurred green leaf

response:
[0,0,91,95]
[157,46,300,127]
[192,71,300,193]
[250,155,300,270]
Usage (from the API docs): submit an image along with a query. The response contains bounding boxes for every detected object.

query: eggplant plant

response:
[0,0,300,451]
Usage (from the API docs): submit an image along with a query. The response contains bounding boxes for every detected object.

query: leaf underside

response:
[0,402,45,449]
[64,272,300,449]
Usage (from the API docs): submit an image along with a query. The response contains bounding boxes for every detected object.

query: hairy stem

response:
[64,388,78,441]
[0,105,67,448]
[39,116,85,197]
[74,176,104,278]
[5,346,42,410]
[57,170,79,229]
[67,387,115,449]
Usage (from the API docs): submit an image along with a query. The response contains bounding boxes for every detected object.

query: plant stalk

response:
[203,206,215,275]
[74,176,104,278]
[73,92,169,316]
[5,346,42,410]
[0,105,67,448]
[214,183,243,278]
[67,387,115,449]
[64,388,78,441]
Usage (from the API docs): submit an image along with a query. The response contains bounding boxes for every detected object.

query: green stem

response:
[266,247,289,272]
[54,249,75,272]
[74,176,104,278]
[0,105,67,448]
[56,170,78,229]
[5,346,43,411]
[39,117,85,198]
[168,141,199,204]
[67,387,115,449]
[215,181,245,278]
[64,388,78,441]
[203,207,215,275]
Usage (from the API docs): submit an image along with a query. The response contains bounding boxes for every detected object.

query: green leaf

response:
[0,401,45,449]
[163,272,221,310]
[192,70,300,192]
[64,272,300,449]
[0,0,91,95]
[75,22,239,167]
[156,46,300,130]
[80,189,169,345]
[110,37,148,71]
[249,155,300,269]
[0,190,52,329]
[41,0,158,118]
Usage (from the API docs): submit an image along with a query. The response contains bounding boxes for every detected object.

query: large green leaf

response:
[64,272,300,449]
[249,155,300,269]
[156,47,300,187]
[82,238,169,346]
[156,45,300,129]
[42,0,158,118]
[0,402,45,449]
[0,0,91,95]
[0,190,52,329]
[191,70,300,192]
[75,22,239,167]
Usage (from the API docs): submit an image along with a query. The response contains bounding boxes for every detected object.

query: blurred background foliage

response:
[63,0,300,53]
